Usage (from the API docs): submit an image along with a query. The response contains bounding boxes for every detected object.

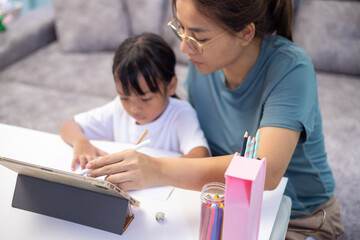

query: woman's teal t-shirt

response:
[185,34,335,216]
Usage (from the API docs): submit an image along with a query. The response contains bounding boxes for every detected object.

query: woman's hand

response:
[86,150,160,191]
[72,139,108,171]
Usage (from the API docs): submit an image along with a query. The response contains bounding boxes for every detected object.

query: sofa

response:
[0,0,359,239]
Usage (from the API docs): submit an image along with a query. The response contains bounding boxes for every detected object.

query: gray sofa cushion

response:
[0,81,112,134]
[0,4,56,70]
[293,0,360,76]
[126,0,166,35]
[0,42,117,98]
[53,0,130,52]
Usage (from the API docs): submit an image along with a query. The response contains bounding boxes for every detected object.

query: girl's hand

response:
[72,139,108,171]
[86,150,160,191]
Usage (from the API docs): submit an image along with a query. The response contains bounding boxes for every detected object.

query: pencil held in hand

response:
[136,129,148,145]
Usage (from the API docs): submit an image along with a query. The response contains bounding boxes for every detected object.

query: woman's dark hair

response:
[112,32,176,96]
[172,0,293,41]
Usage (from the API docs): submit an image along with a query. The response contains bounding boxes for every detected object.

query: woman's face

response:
[175,0,244,74]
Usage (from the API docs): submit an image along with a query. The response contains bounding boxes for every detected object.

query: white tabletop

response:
[0,123,288,240]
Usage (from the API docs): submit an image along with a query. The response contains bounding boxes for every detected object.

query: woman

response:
[85,0,344,238]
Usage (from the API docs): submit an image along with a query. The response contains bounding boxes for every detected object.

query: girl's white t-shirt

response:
[74,97,209,155]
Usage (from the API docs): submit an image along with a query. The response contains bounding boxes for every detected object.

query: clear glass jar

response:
[199,182,225,240]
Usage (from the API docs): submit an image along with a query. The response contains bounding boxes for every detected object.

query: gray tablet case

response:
[12,174,134,235]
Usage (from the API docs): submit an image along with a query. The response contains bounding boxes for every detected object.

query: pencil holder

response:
[222,153,266,240]
[199,182,225,240]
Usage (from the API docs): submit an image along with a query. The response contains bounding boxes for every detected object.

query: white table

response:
[0,123,288,239]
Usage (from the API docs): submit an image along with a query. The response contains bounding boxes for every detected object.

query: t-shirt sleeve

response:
[175,106,210,155]
[260,59,318,142]
[74,99,116,141]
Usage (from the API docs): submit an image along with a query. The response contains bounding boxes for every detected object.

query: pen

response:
[79,139,152,176]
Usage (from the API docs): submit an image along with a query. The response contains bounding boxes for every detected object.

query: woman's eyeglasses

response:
[167,18,227,55]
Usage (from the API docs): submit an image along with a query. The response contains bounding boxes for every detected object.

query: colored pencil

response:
[200,202,211,240]
[211,205,219,240]
[206,203,216,240]
[240,131,248,156]
[244,136,251,158]
[249,137,255,158]
[253,129,260,158]
[200,202,207,237]
[215,204,223,240]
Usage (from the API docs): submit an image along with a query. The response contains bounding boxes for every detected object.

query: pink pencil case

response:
[222,153,266,240]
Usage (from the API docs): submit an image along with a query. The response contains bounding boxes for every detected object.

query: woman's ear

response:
[237,22,256,47]
[167,76,178,96]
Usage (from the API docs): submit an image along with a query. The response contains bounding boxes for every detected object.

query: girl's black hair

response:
[112,32,176,96]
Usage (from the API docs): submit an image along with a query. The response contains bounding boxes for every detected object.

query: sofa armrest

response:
[0,4,56,71]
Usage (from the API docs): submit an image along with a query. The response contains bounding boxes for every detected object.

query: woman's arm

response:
[86,151,232,191]
[256,126,300,190]
[86,126,300,191]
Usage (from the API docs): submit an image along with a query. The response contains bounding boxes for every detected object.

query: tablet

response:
[0,156,139,206]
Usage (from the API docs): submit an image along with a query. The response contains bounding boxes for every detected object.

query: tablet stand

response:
[12,174,134,235]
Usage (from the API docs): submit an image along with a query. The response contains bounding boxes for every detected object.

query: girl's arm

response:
[181,146,210,158]
[60,118,89,146]
[60,118,107,170]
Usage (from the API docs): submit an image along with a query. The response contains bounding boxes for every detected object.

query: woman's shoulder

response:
[261,35,316,81]
[263,35,312,64]
[258,36,318,95]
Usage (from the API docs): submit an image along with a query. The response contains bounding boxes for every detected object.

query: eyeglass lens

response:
[185,38,202,54]
[170,21,202,54]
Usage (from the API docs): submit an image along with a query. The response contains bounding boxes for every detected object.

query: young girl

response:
[60,32,209,171]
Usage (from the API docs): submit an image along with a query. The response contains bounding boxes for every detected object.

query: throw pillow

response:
[125,0,166,35]
[53,0,130,52]
[293,0,360,75]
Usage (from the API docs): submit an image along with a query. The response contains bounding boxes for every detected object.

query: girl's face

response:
[175,0,244,74]
[116,74,176,125]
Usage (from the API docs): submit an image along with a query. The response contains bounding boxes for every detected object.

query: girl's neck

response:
[223,37,262,90]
